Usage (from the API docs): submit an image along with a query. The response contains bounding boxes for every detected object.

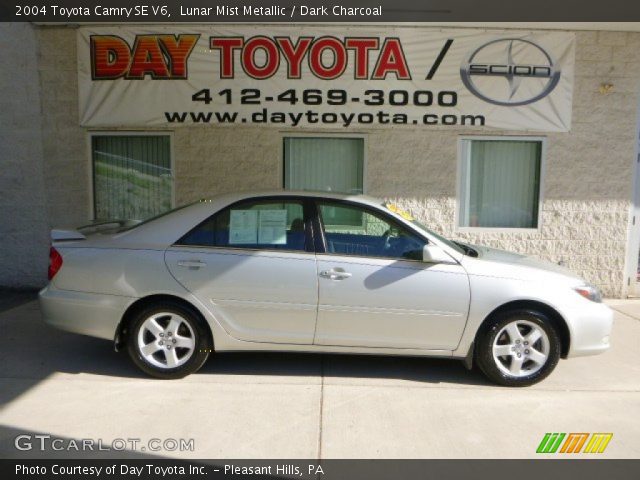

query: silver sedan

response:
[39,191,613,386]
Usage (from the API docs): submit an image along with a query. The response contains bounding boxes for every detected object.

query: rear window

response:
[119,202,195,232]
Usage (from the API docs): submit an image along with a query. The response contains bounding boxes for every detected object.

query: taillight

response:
[48,247,63,280]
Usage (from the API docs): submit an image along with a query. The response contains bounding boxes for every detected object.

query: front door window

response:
[317,202,426,261]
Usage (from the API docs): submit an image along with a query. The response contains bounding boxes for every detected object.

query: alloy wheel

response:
[136,312,196,369]
[492,319,550,377]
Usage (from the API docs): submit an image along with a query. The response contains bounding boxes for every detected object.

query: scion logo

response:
[460,38,561,107]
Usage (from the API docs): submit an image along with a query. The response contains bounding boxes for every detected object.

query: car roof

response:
[114,190,386,247]
[80,189,462,261]
[198,189,384,207]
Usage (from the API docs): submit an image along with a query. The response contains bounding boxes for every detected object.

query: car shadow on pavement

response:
[0,288,39,314]
[201,352,491,386]
[0,297,491,409]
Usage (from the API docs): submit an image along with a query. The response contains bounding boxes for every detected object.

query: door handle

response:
[319,269,352,280]
[177,260,206,269]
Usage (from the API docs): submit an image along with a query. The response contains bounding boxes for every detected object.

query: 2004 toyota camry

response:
[39,191,613,386]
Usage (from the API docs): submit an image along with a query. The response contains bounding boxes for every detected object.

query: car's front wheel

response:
[127,301,211,379]
[475,310,561,387]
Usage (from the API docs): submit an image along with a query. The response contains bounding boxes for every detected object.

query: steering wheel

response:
[382,228,394,251]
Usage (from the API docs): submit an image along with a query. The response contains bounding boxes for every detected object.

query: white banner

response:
[77,26,574,131]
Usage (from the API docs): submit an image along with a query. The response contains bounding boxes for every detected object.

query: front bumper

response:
[39,285,133,341]
[565,301,614,358]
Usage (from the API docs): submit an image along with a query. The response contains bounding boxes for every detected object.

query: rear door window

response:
[178,199,308,252]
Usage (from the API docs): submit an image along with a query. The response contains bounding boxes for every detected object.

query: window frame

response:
[314,198,429,263]
[87,131,175,222]
[456,135,546,232]
[281,133,368,195]
[174,196,317,255]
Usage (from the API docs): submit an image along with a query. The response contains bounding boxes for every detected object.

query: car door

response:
[313,200,470,350]
[165,197,319,345]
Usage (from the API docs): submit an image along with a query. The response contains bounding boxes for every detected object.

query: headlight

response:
[574,284,602,303]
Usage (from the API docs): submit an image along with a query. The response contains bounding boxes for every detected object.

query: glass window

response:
[318,202,426,260]
[284,137,364,226]
[179,200,307,252]
[92,135,172,221]
[284,137,364,195]
[460,139,542,228]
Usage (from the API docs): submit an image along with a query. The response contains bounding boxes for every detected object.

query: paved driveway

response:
[0,293,638,458]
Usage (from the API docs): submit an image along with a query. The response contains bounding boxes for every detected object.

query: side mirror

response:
[422,244,456,264]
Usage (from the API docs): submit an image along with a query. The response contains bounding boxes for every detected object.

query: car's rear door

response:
[312,200,470,350]
[165,197,319,345]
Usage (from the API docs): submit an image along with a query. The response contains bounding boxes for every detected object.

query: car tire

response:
[126,301,211,379]
[475,309,561,387]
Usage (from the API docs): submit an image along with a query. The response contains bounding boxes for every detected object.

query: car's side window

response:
[178,200,307,252]
[317,202,426,260]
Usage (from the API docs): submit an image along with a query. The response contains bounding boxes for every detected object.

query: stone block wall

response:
[0,23,49,288]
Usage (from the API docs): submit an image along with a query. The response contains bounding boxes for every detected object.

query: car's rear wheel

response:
[127,301,211,379]
[475,310,561,387]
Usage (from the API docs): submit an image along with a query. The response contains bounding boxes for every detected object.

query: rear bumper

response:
[565,301,614,358]
[39,285,133,341]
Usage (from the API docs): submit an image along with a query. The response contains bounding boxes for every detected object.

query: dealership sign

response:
[77,26,575,131]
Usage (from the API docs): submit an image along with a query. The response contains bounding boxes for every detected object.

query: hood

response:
[466,244,583,281]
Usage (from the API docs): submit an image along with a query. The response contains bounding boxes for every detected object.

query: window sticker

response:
[229,210,258,244]
[384,203,414,221]
[258,210,287,245]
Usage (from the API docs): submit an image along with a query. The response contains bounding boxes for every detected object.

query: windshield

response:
[409,219,466,255]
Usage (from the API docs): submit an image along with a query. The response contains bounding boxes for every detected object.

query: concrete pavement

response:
[0,294,638,459]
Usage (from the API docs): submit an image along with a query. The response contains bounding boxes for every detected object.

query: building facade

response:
[1,23,639,297]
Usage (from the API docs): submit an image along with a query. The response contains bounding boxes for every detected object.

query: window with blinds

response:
[284,137,364,194]
[91,135,173,221]
[460,139,542,229]
[284,137,364,226]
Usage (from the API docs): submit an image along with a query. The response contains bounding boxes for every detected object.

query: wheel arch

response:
[114,294,214,351]
[476,300,571,359]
